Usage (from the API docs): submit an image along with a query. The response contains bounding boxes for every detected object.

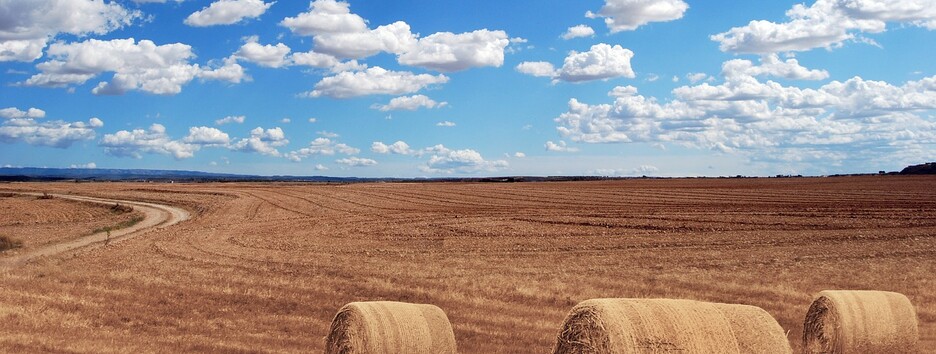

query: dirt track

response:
[0,193,190,269]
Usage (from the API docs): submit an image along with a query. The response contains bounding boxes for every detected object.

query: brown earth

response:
[0,193,143,253]
[0,176,934,353]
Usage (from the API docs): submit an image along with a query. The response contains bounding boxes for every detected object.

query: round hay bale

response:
[552,298,792,354]
[803,290,918,353]
[325,301,457,354]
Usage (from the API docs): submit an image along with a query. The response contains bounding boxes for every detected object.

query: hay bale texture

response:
[803,290,918,353]
[325,301,457,354]
[552,298,792,354]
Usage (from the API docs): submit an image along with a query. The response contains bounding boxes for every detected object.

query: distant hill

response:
[899,162,936,175]
[0,167,364,183]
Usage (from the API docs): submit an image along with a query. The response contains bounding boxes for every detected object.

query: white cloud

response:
[317,130,339,138]
[686,72,709,83]
[517,44,635,83]
[183,126,230,145]
[313,21,417,59]
[372,95,448,111]
[436,121,456,127]
[336,156,377,167]
[280,0,368,36]
[0,116,102,148]
[371,140,413,155]
[215,115,245,125]
[420,145,508,174]
[545,140,579,152]
[516,61,557,78]
[0,0,140,62]
[100,124,199,159]
[397,29,509,72]
[289,50,340,68]
[562,25,596,40]
[230,126,289,156]
[69,162,97,169]
[184,0,273,27]
[587,0,689,32]
[0,107,46,119]
[286,137,359,162]
[304,66,449,98]
[711,0,936,54]
[198,56,249,83]
[722,54,829,81]
[25,38,242,95]
[235,38,291,68]
[281,118,291,123]
[513,152,526,158]
[308,117,318,123]
[314,163,328,171]
[553,58,936,170]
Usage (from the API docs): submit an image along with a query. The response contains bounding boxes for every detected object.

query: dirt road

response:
[0,193,190,268]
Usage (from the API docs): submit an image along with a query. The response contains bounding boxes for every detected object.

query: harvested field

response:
[0,193,143,253]
[0,176,934,353]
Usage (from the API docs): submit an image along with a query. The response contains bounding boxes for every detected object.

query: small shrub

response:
[0,236,23,252]
[111,203,134,213]
[38,192,54,200]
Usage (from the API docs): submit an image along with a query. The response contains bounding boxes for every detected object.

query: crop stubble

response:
[0,176,933,353]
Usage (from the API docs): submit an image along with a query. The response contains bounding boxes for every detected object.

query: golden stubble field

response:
[1,176,934,353]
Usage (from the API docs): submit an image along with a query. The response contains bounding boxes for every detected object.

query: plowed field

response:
[1,177,934,353]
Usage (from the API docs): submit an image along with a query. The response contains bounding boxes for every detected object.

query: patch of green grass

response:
[92,215,145,234]
[0,235,23,252]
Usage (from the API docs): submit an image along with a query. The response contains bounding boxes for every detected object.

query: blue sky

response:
[1,0,934,177]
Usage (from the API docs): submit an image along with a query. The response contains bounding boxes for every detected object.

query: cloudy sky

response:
[1,0,934,177]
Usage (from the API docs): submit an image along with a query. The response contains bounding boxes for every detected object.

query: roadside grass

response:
[0,235,23,252]
[92,215,145,235]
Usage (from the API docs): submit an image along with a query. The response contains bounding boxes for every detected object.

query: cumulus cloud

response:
[100,124,200,159]
[371,140,413,155]
[336,156,377,167]
[420,145,508,174]
[397,29,510,72]
[280,0,368,36]
[0,113,102,148]
[0,0,140,62]
[545,140,579,152]
[281,0,509,71]
[711,0,936,54]
[281,1,417,59]
[183,126,230,145]
[215,115,245,125]
[587,0,689,32]
[0,107,46,119]
[513,152,526,158]
[562,25,596,40]
[184,0,273,27]
[553,58,936,170]
[517,44,635,83]
[197,56,249,83]
[371,95,448,111]
[230,126,289,156]
[436,121,456,127]
[516,61,557,78]
[286,137,358,162]
[24,38,244,95]
[235,37,291,68]
[304,66,449,99]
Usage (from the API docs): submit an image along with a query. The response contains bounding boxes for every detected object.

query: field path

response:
[0,192,190,268]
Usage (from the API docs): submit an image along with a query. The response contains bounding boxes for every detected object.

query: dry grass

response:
[0,235,22,252]
[0,176,934,353]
